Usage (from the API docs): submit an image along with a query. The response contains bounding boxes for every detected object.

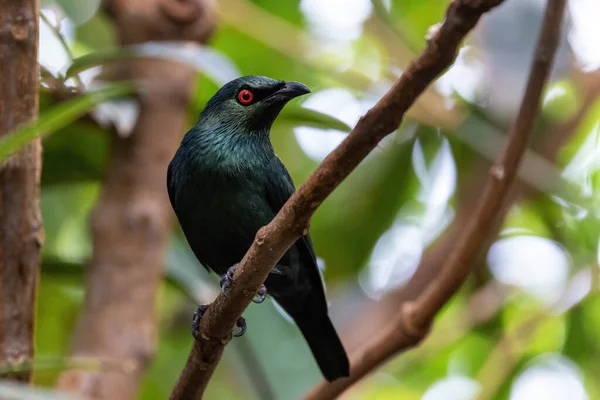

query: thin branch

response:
[304,0,566,398]
[340,69,600,359]
[168,0,506,398]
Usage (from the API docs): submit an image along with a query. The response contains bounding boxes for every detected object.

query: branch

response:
[340,68,600,357]
[304,0,566,398]
[0,0,42,383]
[169,0,506,398]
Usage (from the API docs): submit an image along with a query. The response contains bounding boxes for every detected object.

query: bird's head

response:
[198,76,311,134]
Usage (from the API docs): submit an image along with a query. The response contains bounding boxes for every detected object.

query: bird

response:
[166,75,350,382]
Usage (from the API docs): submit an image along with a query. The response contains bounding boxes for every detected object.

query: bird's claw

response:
[191,304,248,339]
[252,284,267,304]
[191,304,209,340]
[220,264,238,296]
[221,264,268,304]
[234,316,247,337]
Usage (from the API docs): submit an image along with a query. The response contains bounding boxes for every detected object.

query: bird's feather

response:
[166,75,349,381]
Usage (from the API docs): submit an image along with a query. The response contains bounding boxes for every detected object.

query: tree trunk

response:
[0,0,42,383]
[57,1,216,398]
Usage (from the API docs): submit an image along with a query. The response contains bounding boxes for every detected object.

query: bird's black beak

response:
[270,81,311,102]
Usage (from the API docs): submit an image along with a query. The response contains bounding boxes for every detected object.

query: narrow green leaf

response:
[66,42,240,85]
[0,83,135,162]
[66,48,137,77]
[279,106,352,132]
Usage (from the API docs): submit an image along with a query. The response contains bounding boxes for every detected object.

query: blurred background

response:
[19,0,600,399]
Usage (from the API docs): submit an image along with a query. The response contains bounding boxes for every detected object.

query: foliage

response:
[8,0,598,399]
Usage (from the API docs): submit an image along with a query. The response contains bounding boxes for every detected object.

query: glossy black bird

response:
[167,76,350,381]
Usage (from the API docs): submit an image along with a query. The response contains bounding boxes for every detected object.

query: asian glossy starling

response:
[167,76,350,381]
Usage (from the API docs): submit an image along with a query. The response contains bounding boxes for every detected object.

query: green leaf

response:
[0,83,134,162]
[53,0,101,26]
[66,43,240,86]
[279,106,352,132]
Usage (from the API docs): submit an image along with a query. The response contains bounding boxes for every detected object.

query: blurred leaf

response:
[357,384,422,400]
[386,0,448,50]
[53,0,101,25]
[41,122,108,185]
[252,0,305,27]
[34,275,83,386]
[320,129,416,278]
[40,183,98,262]
[448,333,495,377]
[279,106,352,132]
[503,298,566,356]
[0,83,134,162]
[542,79,580,123]
[524,315,566,356]
[0,381,80,400]
[2,355,121,376]
[74,12,116,52]
[67,43,241,86]
[502,202,553,238]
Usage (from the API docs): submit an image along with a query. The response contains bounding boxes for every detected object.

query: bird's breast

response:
[172,162,274,274]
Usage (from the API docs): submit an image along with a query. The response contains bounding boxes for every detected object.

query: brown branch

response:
[56,1,216,399]
[341,69,600,358]
[0,0,42,383]
[305,0,566,398]
[168,0,506,398]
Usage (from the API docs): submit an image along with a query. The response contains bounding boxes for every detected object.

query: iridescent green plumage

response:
[167,76,349,381]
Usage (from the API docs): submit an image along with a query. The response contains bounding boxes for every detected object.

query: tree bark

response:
[57,1,215,398]
[0,0,42,383]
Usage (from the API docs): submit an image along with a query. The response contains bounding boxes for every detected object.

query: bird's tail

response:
[275,292,350,382]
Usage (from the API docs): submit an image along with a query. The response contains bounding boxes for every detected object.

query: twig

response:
[168,0,506,398]
[304,0,566,398]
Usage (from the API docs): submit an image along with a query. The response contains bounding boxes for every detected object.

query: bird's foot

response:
[191,304,247,339]
[191,304,209,340]
[220,264,268,304]
[234,316,247,337]
[219,264,238,295]
[253,284,267,304]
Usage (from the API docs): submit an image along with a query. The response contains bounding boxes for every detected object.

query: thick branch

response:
[56,1,216,399]
[305,0,566,398]
[169,0,505,398]
[0,0,42,383]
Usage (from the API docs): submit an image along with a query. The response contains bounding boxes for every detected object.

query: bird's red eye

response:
[238,89,254,105]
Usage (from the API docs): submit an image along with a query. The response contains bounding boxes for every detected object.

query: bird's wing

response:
[264,156,296,210]
[166,161,176,207]
[264,156,318,262]
[264,156,327,304]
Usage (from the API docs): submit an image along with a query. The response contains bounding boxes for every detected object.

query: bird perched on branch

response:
[167,76,349,381]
